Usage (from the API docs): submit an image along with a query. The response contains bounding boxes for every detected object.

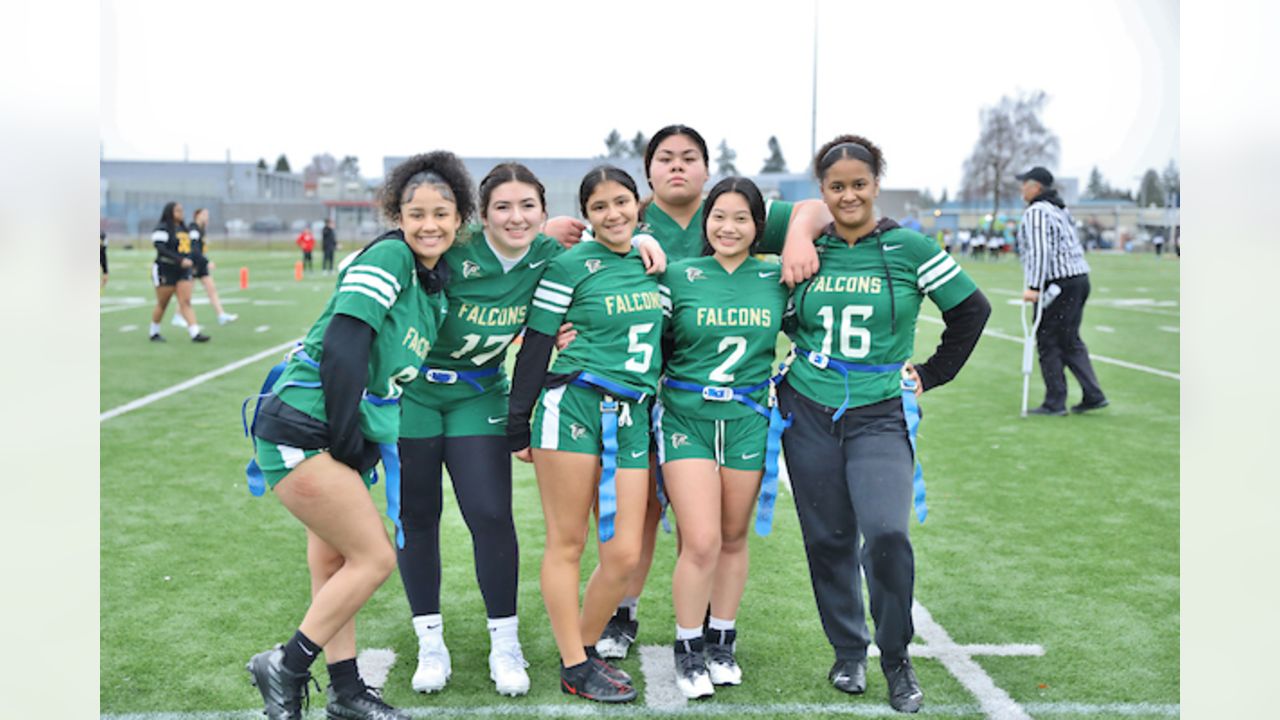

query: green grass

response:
[100,248,1179,717]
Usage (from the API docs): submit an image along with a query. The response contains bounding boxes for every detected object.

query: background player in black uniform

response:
[100,231,108,291]
[323,218,338,274]
[173,208,238,327]
[147,202,209,342]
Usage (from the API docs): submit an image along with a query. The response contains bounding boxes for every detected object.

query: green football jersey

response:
[658,256,789,419]
[643,198,796,260]
[274,237,447,443]
[402,232,563,406]
[526,241,664,396]
[785,227,978,409]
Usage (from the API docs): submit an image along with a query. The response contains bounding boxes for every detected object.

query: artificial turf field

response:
[100,246,1179,719]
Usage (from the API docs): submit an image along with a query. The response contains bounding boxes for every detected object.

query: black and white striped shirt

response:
[1016,200,1090,289]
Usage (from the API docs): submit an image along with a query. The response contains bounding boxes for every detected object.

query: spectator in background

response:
[297,226,316,272]
[1015,166,1108,416]
[971,230,985,261]
[100,231,109,291]
[322,218,338,274]
[1152,232,1165,257]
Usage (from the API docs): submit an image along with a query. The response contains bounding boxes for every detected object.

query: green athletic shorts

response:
[400,382,508,438]
[252,436,376,489]
[652,401,768,471]
[530,383,650,468]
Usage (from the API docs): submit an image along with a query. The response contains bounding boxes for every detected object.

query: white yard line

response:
[99,339,299,422]
[639,644,688,710]
[100,701,1180,718]
[911,601,1032,720]
[918,316,1181,381]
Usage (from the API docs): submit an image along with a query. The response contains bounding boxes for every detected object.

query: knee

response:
[369,542,398,582]
[600,540,643,580]
[719,529,748,556]
[863,531,914,589]
[679,528,721,569]
[544,534,586,566]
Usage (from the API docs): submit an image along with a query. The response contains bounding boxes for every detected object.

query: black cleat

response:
[595,608,638,659]
[883,658,923,713]
[246,645,314,720]
[149,333,166,342]
[585,645,631,684]
[828,658,867,695]
[705,628,742,686]
[1071,398,1110,413]
[560,660,637,703]
[1027,405,1067,416]
[325,685,410,720]
[192,332,212,343]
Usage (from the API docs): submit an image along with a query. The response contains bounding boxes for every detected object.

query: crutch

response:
[1020,292,1045,417]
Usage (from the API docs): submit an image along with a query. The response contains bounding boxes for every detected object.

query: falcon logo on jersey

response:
[462,260,481,279]
[671,433,689,448]
[685,267,705,282]
[585,259,604,274]
[570,423,587,440]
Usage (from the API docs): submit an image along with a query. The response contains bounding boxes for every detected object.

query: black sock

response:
[281,630,322,674]
[562,658,590,679]
[327,658,364,698]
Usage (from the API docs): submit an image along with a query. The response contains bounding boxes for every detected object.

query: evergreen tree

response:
[629,131,648,159]
[1137,169,1165,207]
[603,129,625,158]
[715,139,738,176]
[274,154,291,173]
[761,136,788,173]
[256,158,268,170]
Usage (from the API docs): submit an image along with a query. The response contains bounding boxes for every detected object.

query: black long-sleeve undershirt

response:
[913,289,992,392]
[320,313,381,472]
[506,328,557,453]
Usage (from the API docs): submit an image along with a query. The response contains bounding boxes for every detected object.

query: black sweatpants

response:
[322,248,335,272]
[778,382,916,666]
[396,435,519,619]
[1037,274,1106,411]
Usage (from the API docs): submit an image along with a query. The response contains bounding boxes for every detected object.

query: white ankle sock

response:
[487,615,519,648]
[187,324,201,338]
[150,322,161,335]
[676,624,702,641]
[708,616,736,632]
[413,614,444,643]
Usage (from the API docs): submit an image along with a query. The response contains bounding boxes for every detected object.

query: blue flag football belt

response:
[658,376,793,536]
[569,372,648,544]
[792,347,928,523]
[239,345,406,547]
[419,365,500,392]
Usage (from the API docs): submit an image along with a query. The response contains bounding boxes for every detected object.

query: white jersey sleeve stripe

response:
[916,250,951,276]
[531,299,566,314]
[341,272,399,304]
[923,265,963,294]
[338,284,393,309]
[151,230,168,242]
[533,287,572,307]
[917,255,957,290]
[538,278,573,295]
[347,264,402,293]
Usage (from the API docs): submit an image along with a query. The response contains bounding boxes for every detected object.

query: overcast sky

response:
[100,0,1178,196]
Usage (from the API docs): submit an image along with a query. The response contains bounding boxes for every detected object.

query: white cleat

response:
[218,312,239,325]
[676,666,715,700]
[411,639,451,693]
[707,657,742,686]
[171,314,189,328]
[488,644,531,697]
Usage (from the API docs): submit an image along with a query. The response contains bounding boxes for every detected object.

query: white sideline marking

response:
[1095,326,1115,333]
[918,315,1180,381]
[254,325,271,333]
[911,601,1031,720]
[99,701,1181,718]
[99,339,300,422]
[866,642,1043,658]
[638,644,687,709]
[119,324,138,332]
[1159,325,1179,334]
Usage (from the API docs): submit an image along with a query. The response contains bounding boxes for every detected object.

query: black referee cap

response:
[1015,166,1054,187]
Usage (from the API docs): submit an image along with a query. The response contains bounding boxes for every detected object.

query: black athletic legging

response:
[396,435,519,619]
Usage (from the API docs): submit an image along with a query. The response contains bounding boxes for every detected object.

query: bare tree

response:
[960,91,1059,218]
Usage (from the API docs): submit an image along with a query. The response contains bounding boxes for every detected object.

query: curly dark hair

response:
[379,151,476,225]
[814,134,886,182]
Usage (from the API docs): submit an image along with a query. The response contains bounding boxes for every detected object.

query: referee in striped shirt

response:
[1016,166,1109,415]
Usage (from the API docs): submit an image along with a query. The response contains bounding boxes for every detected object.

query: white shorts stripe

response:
[347,264,401,292]
[538,278,573,295]
[151,263,160,287]
[277,444,306,469]
[924,265,963,294]
[539,386,566,450]
[338,284,393,309]
[652,402,666,465]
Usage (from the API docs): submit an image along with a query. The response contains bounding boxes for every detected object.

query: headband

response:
[820,141,875,167]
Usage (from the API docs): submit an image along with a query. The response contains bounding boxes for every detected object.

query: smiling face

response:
[398,183,461,266]
[820,157,879,239]
[647,134,709,207]
[483,180,546,257]
[705,191,756,261]
[584,180,638,251]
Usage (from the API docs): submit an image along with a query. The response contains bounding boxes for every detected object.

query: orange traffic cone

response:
[294,261,304,281]
[240,267,249,289]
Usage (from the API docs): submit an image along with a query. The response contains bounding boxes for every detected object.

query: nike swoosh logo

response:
[300,646,315,656]
[741,452,761,460]
[883,244,903,251]
[487,416,505,424]
[528,260,546,268]
[630,450,647,458]
[758,272,778,278]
